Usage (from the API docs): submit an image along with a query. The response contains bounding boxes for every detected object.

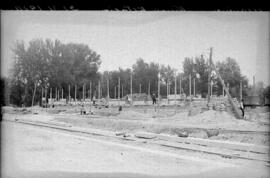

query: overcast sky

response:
[1,11,269,85]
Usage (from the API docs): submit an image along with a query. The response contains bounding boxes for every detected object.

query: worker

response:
[239,99,245,118]
[152,93,157,105]
[92,95,96,105]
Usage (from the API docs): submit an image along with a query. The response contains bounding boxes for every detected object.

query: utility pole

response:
[107,76,110,100]
[222,82,224,97]
[55,88,57,101]
[90,82,92,100]
[193,78,196,97]
[179,74,182,95]
[174,73,177,105]
[45,87,47,105]
[57,90,59,101]
[240,80,243,100]
[168,83,170,95]
[75,84,77,102]
[84,83,86,101]
[158,71,160,104]
[82,84,84,101]
[98,80,101,99]
[210,80,213,97]
[148,82,150,96]
[166,81,169,102]
[130,71,133,105]
[114,86,116,99]
[31,81,37,108]
[61,88,63,99]
[50,88,52,100]
[189,74,191,102]
[68,85,70,102]
[122,85,124,98]
[118,77,120,100]
[207,47,213,104]
[139,83,141,94]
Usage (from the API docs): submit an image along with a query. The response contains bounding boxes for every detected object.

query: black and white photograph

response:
[1,11,270,178]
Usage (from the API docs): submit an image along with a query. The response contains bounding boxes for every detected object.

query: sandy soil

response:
[2,122,269,178]
[2,105,270,145]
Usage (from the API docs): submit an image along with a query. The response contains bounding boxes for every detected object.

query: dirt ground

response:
[3,121,269,178]
[2,104,270,145]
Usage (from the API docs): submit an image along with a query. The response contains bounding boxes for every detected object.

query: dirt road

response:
[1,121,269,178]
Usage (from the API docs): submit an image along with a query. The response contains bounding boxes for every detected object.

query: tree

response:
[160,65,176,96]
[9,38,101,106]
[132,58,149,94]
[182,56,209,97]
[216,57,248,98]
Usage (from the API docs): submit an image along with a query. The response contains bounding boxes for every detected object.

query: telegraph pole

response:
[210,80,213,97]
[158,71,160,104]
[118,77,120,100]
[45,87,47,105]
[174,73,177,105]
[179,74,182,95]
[240,80,243,100]
[166,81,169,104]
[84,83,86,101]
[193,78,196,97]
[89,82,92,100]
[139,83,141,94]
[207,47,213,104]
[114,86,116,99]
[122,85,124,98]
[75,84,77,101]
[148,82,150,96]
[82,84,84,101]
[189,74,191,102]
[68,85,70,102]
[107,77,110,100]
[222,82,225,97]
[98,80,101,99]
[55,88,57,101]
[50,88,52,99]
[130,71,133,105]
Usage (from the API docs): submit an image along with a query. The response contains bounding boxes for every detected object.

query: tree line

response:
[3,38,267,107]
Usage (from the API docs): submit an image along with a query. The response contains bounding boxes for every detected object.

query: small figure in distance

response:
[239,99,245,119]
[152,93,157,105]
[92,95,96,105]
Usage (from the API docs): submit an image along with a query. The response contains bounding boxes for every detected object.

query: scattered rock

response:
[134,132,156,139]
[206,129,219,137]
[189,130,208,139]
[116,132,126,136]
[177,131,189,137]
[118,106,122,111]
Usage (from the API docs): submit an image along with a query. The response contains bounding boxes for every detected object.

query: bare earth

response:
[1,105,270,177]
[2,121,269,178]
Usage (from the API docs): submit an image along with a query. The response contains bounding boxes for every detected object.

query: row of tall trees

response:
[8,39,101,106]
[5,38,255,106]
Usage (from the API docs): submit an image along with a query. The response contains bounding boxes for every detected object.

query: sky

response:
[1,11,269,85]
